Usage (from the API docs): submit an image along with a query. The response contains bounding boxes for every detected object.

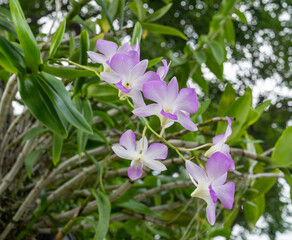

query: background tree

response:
[0,0,291,239]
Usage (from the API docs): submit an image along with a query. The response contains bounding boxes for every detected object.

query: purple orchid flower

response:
[100,52,160,107]
[204,116,235,170]
[157,59,170,81]
[133,77,198,131]
[112,130,168,180]
[87,39,139,71]
[186,152,235,225]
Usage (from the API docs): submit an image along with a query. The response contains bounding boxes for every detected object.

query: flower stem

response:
[177,143,213,152]
[141,126,147,149]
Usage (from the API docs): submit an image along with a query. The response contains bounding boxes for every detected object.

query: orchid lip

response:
[160,109,178,120]
[116,81,132,94]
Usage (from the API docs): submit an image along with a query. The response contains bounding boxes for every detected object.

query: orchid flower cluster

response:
[88,39,235,225]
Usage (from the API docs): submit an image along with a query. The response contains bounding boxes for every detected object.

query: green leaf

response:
[37,72,93,134]
[74,30,90,95]
[18,74,68,137]
[245,100,270,127]
[93,110,115,128]
[131,21,143,45]
[219,0,237,16]
[22,126,47,144]
[145,3,172,22]
[255,100,271,115]
[244,177,277,199]
[118,199,158,216]
[243,195,265,229]
[91,190,111,240]
[205,48,223,80]
[128,0,146,21]
[95,0,115,32]
[208,228,231,239]
[0,16,17,37]
[193,99,211,120]
[148,57,163,68]
[271,126,292,167]
[218,83,236,116]
[191,64,209,93]
[76,98,93,159]
[43,64,96,79]
[194,50,206,64]
[208,41,225,64]
[87,84,119,103]
[141,22,187,40]
[217,90,252,143]
[234,9,248,24]
[25,149,42,179]
[281,168,292,200]
[0,52,18,74]
[224,19,235,46]
[135,0,146,21]
[10,0,42,73]
[80,30,90,65]
[49,19,66,58]
[0,35,25,73]
[53,133,63,166]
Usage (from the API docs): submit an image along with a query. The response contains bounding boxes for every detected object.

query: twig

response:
[0,139,34,196]
[0,74,17,131]
[0,171,50,240]
[135,181,193,202]
[166,117,235,139]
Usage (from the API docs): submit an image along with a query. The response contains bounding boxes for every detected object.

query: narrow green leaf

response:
[0,35,25,73]
[243,195,265,229]
[0,16,17,37]
[25,149,42,179]
[148,57,163,68]
[91,190,111,240]
[271,126,292,167]
[118,199,158,216]
[43,64,96,79]
[74,30,90,95]
[87,84,119,103]
[22,126,47,144]
[224,19,235,46]
[234,9,248,24]
[0,52,18,74]
[134,0,146,21]
[53,133,63,166]
[49,19,66,58]
[80,30,90,65]
[192,99,211,120]
[18,74,68,137]
[93,110,115,128]
[141,22,188,40]
[145,3,172,22]
[76,98,93,159]
[95,0,115,32]
[208,41,225,64]
[37,72,92,134]
[10,0,42,73]
[69,33,76,57]
[131,22,143,45]
[218,83,236,116]
[219,0,237,16]
[194,50,206,64]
